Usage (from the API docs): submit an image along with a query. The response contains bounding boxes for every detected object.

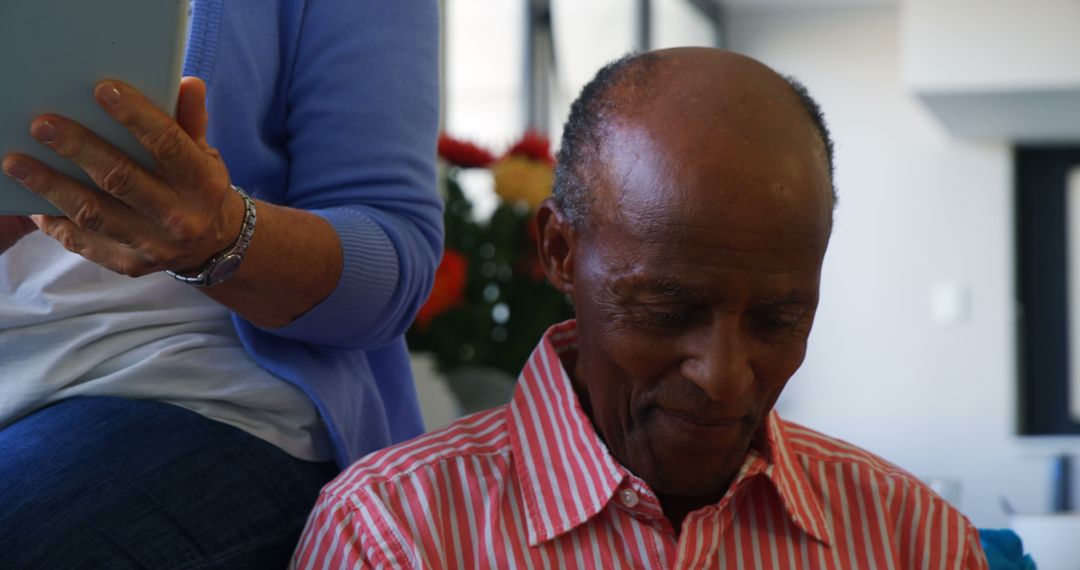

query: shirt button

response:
[619,489,640,508]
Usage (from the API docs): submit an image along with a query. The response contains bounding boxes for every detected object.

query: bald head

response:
[552,48,836,229]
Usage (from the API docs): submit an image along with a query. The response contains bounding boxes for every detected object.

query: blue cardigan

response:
[185,0,442,467]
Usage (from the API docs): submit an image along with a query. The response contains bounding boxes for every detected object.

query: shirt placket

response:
[672,507,725,568]
[611,479,678,567]
[670,454,771,568]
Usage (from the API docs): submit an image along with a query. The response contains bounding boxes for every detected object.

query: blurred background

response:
[412,0,1080,541]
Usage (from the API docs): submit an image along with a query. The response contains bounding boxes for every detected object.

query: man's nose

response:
[679,319,753,403]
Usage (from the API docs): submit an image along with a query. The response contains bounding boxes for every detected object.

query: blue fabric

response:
[980,529,1037,570]
[0,397,338,569]
[184,0,443,467]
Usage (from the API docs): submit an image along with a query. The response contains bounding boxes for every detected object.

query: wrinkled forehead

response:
[589,117,833,251]
[585,59,831,230]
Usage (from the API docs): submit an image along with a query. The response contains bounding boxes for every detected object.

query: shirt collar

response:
[507,320,625,546]
[507,320,831,547]
[757,411,834,545]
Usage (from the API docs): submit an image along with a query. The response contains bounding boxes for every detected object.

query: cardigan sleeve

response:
[264,0,443,349]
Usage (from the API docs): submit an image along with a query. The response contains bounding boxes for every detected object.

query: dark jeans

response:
[0,396,339,569]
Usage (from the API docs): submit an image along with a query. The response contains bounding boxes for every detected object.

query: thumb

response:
[176,76,209,143]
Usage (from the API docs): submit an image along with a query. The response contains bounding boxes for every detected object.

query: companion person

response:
[293,48,988,569]
[0,1,440,568]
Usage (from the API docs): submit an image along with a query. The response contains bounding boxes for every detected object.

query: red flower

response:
[504,131,555,166]
[416,249,469,329]
[438,134,496,168]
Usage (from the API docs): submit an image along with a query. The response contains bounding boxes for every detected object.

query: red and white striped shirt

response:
[294,321,988,569]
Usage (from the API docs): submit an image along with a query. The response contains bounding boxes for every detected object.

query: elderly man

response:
[294,48,988,568]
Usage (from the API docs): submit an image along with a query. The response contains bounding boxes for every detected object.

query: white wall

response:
[902,0,1080,92]
[726,5,1080,528]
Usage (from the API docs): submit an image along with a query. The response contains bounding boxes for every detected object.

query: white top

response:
[0,232,333,462]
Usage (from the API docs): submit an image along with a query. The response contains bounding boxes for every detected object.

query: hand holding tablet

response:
[2,78,247,278]
[0,0,190,257]
[0,1,249,279]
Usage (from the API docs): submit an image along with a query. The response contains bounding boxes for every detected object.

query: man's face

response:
[547,66,833,501]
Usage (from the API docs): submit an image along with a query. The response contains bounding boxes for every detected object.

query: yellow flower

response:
[492,155,555,209]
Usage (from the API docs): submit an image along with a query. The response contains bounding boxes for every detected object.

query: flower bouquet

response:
[408,133,574,409]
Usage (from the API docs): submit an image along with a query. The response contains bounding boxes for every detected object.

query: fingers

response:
[30,215,159,278]
[5,153,230,276]
[26,115,171,216]
[176,77,209,143]
[2,154,151,246]
[94,80,216,189]
[0,80,235,277]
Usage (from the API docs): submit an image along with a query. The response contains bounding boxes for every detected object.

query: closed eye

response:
[639,304,706,329]
[650,309,689,326]
[748,310,805,337]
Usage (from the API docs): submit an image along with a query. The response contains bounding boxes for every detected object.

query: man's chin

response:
[646,417,752,473]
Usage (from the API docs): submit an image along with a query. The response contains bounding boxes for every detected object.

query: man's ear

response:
[535,198,575,295]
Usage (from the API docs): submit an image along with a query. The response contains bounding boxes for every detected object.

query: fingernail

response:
[97,83,122,106]
[31,121,57,144]
[5,160,29,182]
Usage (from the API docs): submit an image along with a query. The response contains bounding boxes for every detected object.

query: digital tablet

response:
[0,0,188,215]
